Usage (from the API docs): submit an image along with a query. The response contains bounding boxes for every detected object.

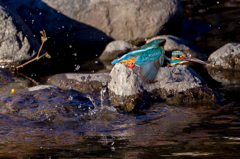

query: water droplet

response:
[39,12,42,15]
[62,26,64,28]
[72,53,77,56]
[95,61,98,63]
[96,54,98,57]
[102,82,107,87]
[69,45,72,48]
[216,1,219,4]
[68,96,73,101]
[66,34,69,36]
[33,35,36,37]
[78,104,82,108]
[218,27,220,29]
[111,147,115,151]
[75,65,80,71]
[91,70,95,73]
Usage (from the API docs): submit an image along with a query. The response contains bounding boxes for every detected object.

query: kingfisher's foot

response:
[127,62,135,68]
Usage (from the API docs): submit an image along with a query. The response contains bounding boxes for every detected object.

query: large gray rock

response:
[146,35,207,59]
[46,73,109,92]
[108,63,221,112]
[2,0,182,58]
[208,43,240,69]
[0,4,42,66]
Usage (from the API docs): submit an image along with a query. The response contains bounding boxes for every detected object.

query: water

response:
[0,99,239,158]
[1,0,240,158]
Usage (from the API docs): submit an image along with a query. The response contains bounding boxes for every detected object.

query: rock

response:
[208,43,240,69]
[0,85,93,121]
[108,63,221,112]
[99,40,139,61]
[46,73,109,92]
[2,0,182,59]
[146,35,207,59]
[0,3,43,66]
[109,63,205,96]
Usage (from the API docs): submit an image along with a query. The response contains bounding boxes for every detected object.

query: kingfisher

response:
[111,39,207,83]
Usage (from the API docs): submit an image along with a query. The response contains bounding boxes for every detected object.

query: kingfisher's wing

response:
[134,46,165,83]
[140,39,166,50]
[134,46,164,66]
[111,48,153,64]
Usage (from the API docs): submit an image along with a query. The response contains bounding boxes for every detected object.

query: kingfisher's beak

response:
[179,56,208,65]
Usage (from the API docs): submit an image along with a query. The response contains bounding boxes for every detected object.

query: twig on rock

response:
[16,30,51,69]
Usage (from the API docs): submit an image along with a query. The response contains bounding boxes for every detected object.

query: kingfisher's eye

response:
[176,55,180,58]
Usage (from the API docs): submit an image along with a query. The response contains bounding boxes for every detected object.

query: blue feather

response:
[140,59,160,83]
[111,58,121,64]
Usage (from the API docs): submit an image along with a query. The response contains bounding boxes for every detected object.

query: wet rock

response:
[0,85,93,121]
[99,40,139,61]
[0,3,43,66]
[2,0,182,58]
[108,63,221,111]
[46,73,109,92]
[208,43,240,69]
[146,35,207,59]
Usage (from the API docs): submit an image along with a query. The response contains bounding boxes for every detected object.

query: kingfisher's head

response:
[166,51,207,66]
